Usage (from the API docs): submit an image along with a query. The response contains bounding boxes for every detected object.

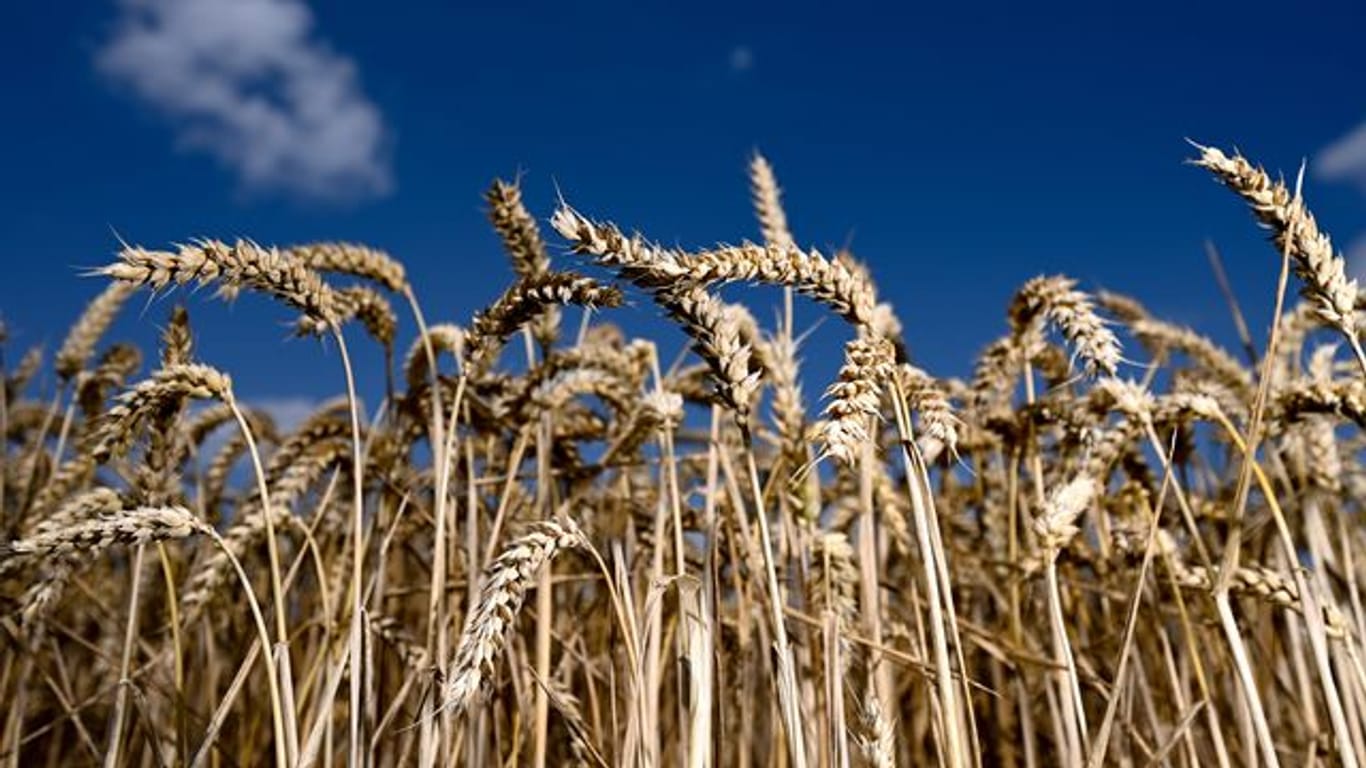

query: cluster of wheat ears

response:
[4,144,1366,767]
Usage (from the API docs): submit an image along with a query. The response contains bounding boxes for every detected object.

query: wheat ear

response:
[749,151,794,249]
[1193,144,1358,339]
[1010,275,1121,377]
[1,504,207,570]
[443,518,587,715]
[465,272,623,373]
[284,241,408,292]
[55,282,137,381]
[89,363,233,461]
[97,238,338,325]
[818,336,895,465]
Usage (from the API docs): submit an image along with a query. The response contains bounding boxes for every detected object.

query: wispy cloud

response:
[97,0,392,202]
[250,396,322,434]
[1344,236,1366,285]
[1318,120,1366,284]
[1317,119,1366,196]
[729,45,754,73]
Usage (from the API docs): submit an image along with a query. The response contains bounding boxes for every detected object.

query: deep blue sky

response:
[4,0,1366,411]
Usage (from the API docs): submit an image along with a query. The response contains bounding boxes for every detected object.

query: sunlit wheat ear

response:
[1171,564,1351,638]
[443,518,587,716]
[12,505,209,631]
[1,504,207,570]
[1032,476,1098,554]
[1093,377,1158,423]
[550,206,772,422]
[55,281,137,381]
[89,363,233,461]
[96,238,339,325]
[550,205,691,280]
[464,272,623,373]
[817,335,895,465]
[284,241,408,293]
[896,363,960,456]
[2,488,123,576]
[749,151,794,248]
[676,240,879,327]
[1009,275,1121,377]
[1193,143,1358,334]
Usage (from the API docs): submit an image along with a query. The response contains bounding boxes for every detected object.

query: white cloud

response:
[1317,119,1366,195]
[97,0,392,202]
[1346,235,1366,285]
[251,396,323,434]
[729,46,754,72]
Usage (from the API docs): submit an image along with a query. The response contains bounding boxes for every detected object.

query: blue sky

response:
[3,0,1366,411]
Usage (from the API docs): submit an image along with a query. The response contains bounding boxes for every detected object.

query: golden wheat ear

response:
[442,518,587,716]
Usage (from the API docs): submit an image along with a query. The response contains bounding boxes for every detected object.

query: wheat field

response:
[2,144,1364,767]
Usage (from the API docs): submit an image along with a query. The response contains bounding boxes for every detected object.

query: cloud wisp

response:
[1318,120,1366,197]
[729,45,754,73]
[97,0,392,203]
[1318,119,1366,282]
